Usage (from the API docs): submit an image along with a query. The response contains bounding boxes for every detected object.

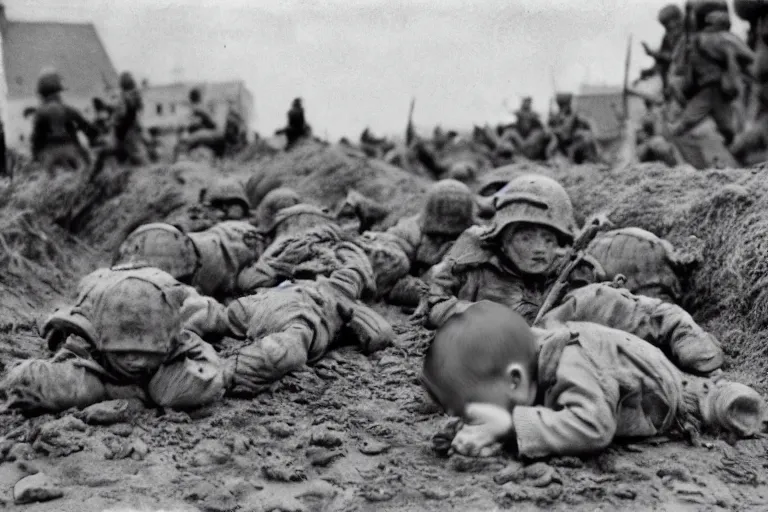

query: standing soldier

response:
[668,0,754,146]
[31,68,98,176]
[91,71,148,174]
[638,4,686,92]
[284,97,309,149]
[732,0,768,165]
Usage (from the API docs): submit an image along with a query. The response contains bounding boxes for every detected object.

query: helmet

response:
[734,0,768,21]
[555,92,573,106]
[687,0,729,30]
[446,162,478,184]
[43,267,182,356]
[256,187,301,228]
[658,4,684,24]
[37,68,63,97]
[245,172,283,208]
[586,227,683,302]
[421,179,475,236]
[483,174,576,244]
[119,71,137,91]
[705,10,731,29]
[114,223,200,281]
[205,179,250,214]
[269,203,337,238]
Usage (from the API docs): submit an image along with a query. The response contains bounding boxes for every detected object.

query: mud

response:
[1,145,768,510]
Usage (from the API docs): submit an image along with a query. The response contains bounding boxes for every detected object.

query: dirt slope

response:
[1,149,768,511]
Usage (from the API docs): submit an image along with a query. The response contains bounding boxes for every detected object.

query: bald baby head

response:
[422,301,539,416]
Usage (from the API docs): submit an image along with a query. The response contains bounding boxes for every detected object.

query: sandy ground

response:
[2,144,768,511]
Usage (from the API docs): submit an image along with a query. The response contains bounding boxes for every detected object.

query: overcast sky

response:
[3,0,749,139]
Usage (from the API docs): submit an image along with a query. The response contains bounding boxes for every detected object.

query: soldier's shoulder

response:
[445,226,495,268]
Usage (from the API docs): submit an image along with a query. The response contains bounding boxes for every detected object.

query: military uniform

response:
[1,267,230,414]
[224,242,394,395]
[236,204,347,294]
[169,179,252,233]
[734,0,768,164]
[502,98,549,161]
[512,321,762,458]
[638,5,685,91]
[670,2,755,145]
[31,69,98,174]
[426,175,590,328]
[116,221,263,301]
[546,93,600,164]
[540,283,724,374]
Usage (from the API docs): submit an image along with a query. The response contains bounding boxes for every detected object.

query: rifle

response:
[532,214,612,326]
[405,97,416,146]
[622,34,633,122]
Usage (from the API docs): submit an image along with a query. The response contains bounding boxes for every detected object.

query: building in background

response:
[0,2,118,150]
[142,80,255,135]
[573,83,645,143]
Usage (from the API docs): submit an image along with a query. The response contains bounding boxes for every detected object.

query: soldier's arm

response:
[148,330,225,409]
[385,216,422,263]
[425,260,474,328]
[541,284,723,374]
[512,347,617,458]
[69,107,100,143]
[173,285,234,343]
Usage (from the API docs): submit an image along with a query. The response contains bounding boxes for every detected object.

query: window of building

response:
[170,103,176,114]
[156,103,163,116]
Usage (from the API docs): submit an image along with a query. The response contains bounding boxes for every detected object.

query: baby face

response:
[501,224,558,275]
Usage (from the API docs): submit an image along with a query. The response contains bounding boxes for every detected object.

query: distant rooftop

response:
[0,4,118,98]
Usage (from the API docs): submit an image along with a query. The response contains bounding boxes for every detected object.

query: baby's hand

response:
[450,403,513,457]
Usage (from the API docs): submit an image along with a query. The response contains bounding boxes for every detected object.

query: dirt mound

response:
[245,140,431,226]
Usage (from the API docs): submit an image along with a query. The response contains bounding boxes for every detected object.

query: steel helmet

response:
[37,68,63,97]
[483,174,576,245]
[114,223,200,281]
[205,179,250,214]
[421,179,475,236]
[659,4,684,23]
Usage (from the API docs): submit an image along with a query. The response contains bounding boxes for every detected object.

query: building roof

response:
[573,92,624,141]
[2,20,118,98]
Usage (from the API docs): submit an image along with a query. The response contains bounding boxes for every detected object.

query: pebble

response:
[306,447,345,467]
[229,434,253,455]
[78,399,144,425]
[613,485,637,500]
[262,461,307,482]
[190,440,233,467]
[420,486,450,500]
[360,486,396,502]
[358,439,390,455]
[185,481,216,501]
[109,423,134,437]
[200,491,238,512]
[131,438,149,460]
[310,430,344,448]
[13,473,63,505]
[266,422,295,439]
